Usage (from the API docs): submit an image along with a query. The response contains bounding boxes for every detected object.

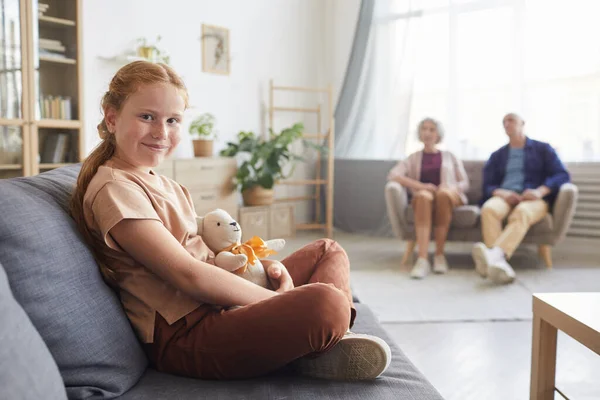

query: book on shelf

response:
[39,38,66,53]
[39,95,72,120]
[38,3,49,17]
[41,132,70,164]
[39,49,69,60]
[67,138,78,163]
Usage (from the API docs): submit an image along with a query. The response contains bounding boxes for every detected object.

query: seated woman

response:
[386,118,469,278]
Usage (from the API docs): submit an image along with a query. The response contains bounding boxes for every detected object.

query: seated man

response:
[472,113,570,284]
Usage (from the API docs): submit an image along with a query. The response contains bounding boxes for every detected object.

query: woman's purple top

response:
[420,152,442,186]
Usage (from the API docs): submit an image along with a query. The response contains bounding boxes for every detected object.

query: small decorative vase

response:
[242,186,274,206]
[192,139,213,157]
[137,46,155,61]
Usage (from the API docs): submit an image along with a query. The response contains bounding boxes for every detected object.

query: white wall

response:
[324,0,361,107]
[82,0,336,157]
[81,0,359,223]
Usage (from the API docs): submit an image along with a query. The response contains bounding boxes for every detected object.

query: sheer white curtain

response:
[335,0,425,159]
[406,0,600,161]
[337,0,600,161]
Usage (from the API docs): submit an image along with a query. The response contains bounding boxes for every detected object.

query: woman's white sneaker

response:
[294,332,392,381]
[410,257,431,279]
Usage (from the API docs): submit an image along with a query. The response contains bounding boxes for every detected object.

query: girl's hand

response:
[262,260,294,293]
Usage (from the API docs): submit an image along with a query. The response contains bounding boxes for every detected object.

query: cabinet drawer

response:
[190,186,238,220]
[240,208,270,242]
[153,159,174,179]
[174,158,236,188]
[270,204,295,238]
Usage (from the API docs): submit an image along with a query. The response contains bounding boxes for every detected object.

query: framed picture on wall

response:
[201,24,230,75]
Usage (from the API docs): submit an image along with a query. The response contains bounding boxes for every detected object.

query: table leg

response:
[530,315,558,400]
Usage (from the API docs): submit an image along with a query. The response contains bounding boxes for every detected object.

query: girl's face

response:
[105,83,186,171]
[419,121,439,147]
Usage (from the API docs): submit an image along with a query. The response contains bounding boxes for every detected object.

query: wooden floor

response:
[385,321,600,400]
[281,232,600,400]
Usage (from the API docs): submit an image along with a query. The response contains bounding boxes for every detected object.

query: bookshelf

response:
[0,0,83,179]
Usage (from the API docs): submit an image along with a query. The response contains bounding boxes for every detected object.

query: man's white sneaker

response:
[410,257,431,279]
[471,243,504,278]
[294,332,392,381]
[433,254,449,274]
[488,257,516,284]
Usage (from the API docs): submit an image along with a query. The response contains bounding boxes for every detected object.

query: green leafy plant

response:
[221,122,322,191]
[136,35,170,64]
[189,113,218,140]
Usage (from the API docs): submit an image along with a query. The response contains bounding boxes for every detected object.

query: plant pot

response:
[137,46,155,60]
[192,139,214,157]
[242,186,274,206]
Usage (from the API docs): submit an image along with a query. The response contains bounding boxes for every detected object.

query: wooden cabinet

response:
[269,204,296,238]
[155,158,295,240]
[239,207,270,242]
[239,204,295,241]
[0,0,84,179]
[156,157,239,220]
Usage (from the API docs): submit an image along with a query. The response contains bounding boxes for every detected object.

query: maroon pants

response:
[144,239,356,380]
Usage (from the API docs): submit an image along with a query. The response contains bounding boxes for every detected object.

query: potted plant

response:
[136,35,170,64]
[220,123,306,206]
[189,113,218,157]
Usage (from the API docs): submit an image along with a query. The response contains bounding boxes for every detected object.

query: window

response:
[397,0,600,160]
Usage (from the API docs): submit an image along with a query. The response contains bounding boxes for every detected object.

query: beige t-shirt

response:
[83,157,214,343]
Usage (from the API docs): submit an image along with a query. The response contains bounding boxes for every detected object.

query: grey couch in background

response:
[385,161,578,267]
[0,165,444,400]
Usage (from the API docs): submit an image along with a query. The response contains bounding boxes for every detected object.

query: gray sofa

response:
[0,165,443,400]
[385,161,578,267]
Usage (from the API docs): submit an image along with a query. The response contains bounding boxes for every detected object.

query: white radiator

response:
[567,162,600,238]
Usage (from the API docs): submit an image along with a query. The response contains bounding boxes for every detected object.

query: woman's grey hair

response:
[417,117,444,143]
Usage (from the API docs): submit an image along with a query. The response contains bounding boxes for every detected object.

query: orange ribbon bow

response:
[220,236,277,274]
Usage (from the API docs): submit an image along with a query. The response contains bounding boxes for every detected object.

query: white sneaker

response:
[488,257,516,284]
[294,332,392,381]
[433,254,449,274]
[471,243,504,278]
[410,257,431,279]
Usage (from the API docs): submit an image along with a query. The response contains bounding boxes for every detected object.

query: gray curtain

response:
[332,0,387,236]
[334,0,375,159]
[332,0,419,236]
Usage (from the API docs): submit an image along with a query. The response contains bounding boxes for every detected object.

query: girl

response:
[386,118,470,279]
[70,61,390,381]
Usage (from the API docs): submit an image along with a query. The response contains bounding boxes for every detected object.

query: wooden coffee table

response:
[530,293,600,400]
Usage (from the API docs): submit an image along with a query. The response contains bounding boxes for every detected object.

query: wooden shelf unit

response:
[269,80,335,238]
[39,163,76,169]
[38,16,76,27]
[36,119,81,129]
[39,56,77,65]
[0,0,84,178]
[0,164,24,170]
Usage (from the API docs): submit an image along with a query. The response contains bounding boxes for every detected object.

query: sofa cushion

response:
[406,205,480,229]
[463,161,484,205]
[117,303,443,400]
[0,166,147,399]
[0,261,67,400]
[528,214,554,235]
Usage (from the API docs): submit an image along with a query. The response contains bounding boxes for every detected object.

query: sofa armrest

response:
[385,181,410,238]
[551,183,578,244]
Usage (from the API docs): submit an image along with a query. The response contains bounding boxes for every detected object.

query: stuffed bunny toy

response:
[196,208,286,289]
